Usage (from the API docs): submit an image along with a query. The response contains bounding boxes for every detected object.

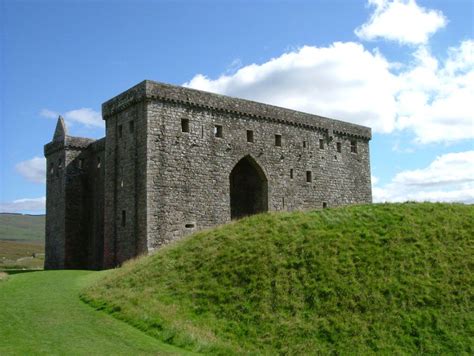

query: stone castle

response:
[44,80,372,270]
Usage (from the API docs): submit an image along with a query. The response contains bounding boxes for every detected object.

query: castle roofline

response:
[102,80,372,140]
[44,135,97,156]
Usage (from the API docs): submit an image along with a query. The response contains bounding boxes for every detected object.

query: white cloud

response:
[40,107,103,128]
[373,151,474,203]
[185,43,398,133]
[0,197,46,214]
[185,39,473,145]
[396,40,474,144]
[355,0,447,45]
[15,157,46,184]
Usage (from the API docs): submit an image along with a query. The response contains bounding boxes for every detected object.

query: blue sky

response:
[1,0,473,213]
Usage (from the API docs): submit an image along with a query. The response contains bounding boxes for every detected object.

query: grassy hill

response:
[0,213,45,270]
[0,270,190,355]
[0,213,45,241]
[82,203,474,354]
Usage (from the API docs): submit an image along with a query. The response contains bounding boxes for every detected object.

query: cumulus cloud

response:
[185,38,473,145]
[40,107,103,128]
[355,0,447,45]
[15,157,46,184]
[373,151,474,203]
[396,40,474,143]
[0,197,46,214]
[185,43,398,133]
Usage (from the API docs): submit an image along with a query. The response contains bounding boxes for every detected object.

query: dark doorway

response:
[230,156,268,219]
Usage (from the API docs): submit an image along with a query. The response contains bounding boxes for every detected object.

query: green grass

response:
[82,203,474,354]
[0,213,45,270]
[0,270,191,355]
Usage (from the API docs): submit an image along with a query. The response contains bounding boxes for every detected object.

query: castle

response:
[44,80,372,270]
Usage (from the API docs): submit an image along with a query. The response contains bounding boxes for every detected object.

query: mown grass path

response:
[0,270,190,355]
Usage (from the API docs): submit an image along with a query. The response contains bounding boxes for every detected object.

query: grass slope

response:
[83,203,474,354]
[0,214,45,270]
[0,270,190,355]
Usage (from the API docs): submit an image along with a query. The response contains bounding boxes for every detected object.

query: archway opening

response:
[230,156,268,219]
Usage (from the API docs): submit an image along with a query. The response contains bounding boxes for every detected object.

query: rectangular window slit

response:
[118,125,123,138]
[275,134,282,147]
[181,118,189,133]
[319,139,324,149]
[50,163,54,175]
[97,156,101,169]
[214,125,223,138]
[306,171,312,183]
[290,169,294,179]
[129,121,134,134]
[247,130,254,143]
[185,223,195,228]
[351,140,358,153]
[78,159,84,169]
[303,141,307,148]
[121,210,126,227]
[337,142,342,153]
[323,202,328,209]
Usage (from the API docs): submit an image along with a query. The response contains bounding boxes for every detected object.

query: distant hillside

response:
[0,213,45,242]
[82,203,474,354]
[0,214,45,270]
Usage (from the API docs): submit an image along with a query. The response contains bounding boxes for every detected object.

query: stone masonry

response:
[44,80,372,270]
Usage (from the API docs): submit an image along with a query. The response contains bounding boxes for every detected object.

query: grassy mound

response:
[82,203,474,354]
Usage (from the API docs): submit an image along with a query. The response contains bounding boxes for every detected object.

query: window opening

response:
[319,139,324,149]
[247,130,254,143]
[121,210,126,227]
[337,142,342,153]
[118,125,123,138]
[214,125,223,138]
[129,121,134,134]
[306,171,312,183]
[181,118,190,133]
[351,140,357,153]
[290,169,294,179]
[275,134,282,147]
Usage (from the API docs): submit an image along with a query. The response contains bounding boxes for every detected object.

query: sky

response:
[0,0,473,214]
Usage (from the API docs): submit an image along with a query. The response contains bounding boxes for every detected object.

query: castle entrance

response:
[230,156,268,219]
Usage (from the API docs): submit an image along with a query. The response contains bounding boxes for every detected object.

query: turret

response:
[44,116,95,269]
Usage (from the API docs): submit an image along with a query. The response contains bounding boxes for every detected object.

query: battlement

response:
[102,80,371,140]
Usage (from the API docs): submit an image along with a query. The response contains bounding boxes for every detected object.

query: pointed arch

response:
[229,155,268,219]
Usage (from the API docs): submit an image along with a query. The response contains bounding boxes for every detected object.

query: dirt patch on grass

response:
[0,272,8,281]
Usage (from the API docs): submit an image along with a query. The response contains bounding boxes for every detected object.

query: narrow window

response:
[306,171,312,183]
[303,141,307,148]
[185,223,195,228]
[97,156,101,169]
[351,140,357,153]
[121,210,126,227]
[282,197,285,208]
[120,167,124,188]
[290,169,294,179]
[247,130,254,143]
[337,142,342,153]
[49,163,54,175]
[118,125,123,138]
[78,159,84,169]
[58,158,62,169]
[323,202,328,209]
[129,120,134,134]
[181,118,189,133]
[275,134,282,147]
[319,139,324,150]
[214,125,223,138]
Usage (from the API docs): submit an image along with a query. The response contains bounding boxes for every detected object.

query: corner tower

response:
[44,116,96,269]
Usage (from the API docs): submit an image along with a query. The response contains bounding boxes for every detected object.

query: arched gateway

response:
[229,156,268,219]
